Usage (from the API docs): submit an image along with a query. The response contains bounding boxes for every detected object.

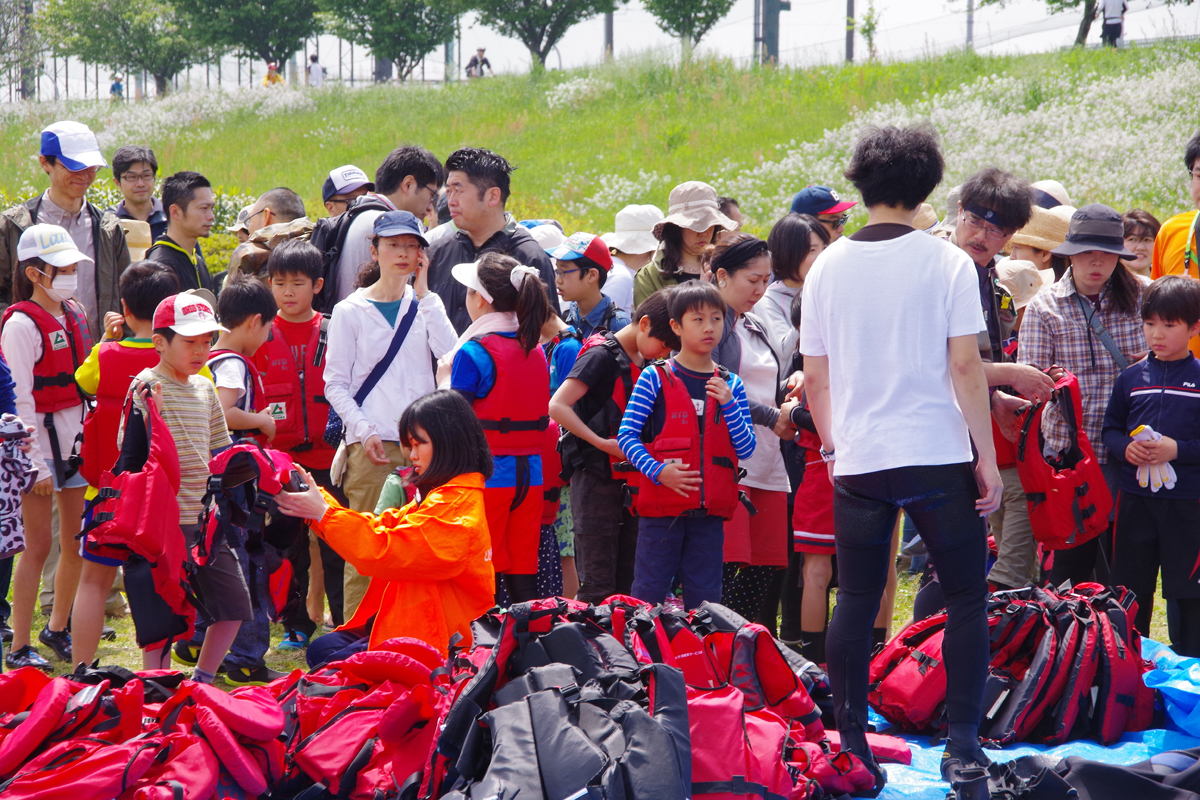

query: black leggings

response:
[828,463,989,732]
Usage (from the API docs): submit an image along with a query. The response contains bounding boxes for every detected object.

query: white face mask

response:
[40,271,77,303]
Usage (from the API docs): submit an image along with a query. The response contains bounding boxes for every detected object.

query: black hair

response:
[161,171,211,216]
[631,288,681,351]
[667,280,725,323]
[717,196,739,216]
[1142,275,1200,327]
[310,54,319,62]
[1187,129,1200,172]
[153,327,177,343]
[844,124,945,210]
[1069,258,1141,317]
[376,146,444,196]
[216,272,278,329]
[1123,209,1162,241]
[444,147,514,204]
[13,257,52,303]
[257,188,306,223]
[43,155,58,168]
[789,285,804,329]
[959,167,1034,231]
[564,255,607,289]
[767,213,830,283]
[112,146,158,180]
[398,389,493,499]
[476,252,551,353]
[659,223,717,277]
[119,261,179,321]
[700,232,769,282]
[267,239,324,284]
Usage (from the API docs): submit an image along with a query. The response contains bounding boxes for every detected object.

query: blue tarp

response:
[1144,638,1200,739]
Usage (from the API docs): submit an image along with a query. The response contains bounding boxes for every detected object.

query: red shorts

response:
[793,454,835,555]
[483,484,542,575]
[723,486,789,567]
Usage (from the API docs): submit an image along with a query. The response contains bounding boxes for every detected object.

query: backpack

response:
[308,194,392,312]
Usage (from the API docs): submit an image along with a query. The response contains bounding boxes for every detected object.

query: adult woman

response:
[632,181,736,308]
[708,234,795,624]
[760,213,830,356]
[1018,204,1149,586]
[1123,209,1161,278]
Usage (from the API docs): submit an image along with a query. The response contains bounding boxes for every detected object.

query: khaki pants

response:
[987,466,1040,588]
[341,441,409,617]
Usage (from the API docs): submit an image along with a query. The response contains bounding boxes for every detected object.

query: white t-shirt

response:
[799,229,986,476]
[1101,0,1126,22]
[601,257,635,315]
[308,61,324,88]
[210,356,249,405]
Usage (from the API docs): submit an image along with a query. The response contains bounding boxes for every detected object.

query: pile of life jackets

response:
[870,582,1158,746]
[0,599,916,800]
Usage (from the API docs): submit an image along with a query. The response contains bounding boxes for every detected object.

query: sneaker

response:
[0,619,12,644]
[277,630,310,651]
[101,624,117,641]
[6,645,52,673]
[38,625,72,662]
[223,665,286,687]
[172,641,200,667]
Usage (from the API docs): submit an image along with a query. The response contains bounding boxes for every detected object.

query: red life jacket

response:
[0,299,91,413]
[208,349,266,440]
[578,332,641,480]
[258,315,334,469]
[631,362,741,521]
[541,420,563,524]
[1014,371,1111,550]
[471,333,549,456]
[79,342,160,487]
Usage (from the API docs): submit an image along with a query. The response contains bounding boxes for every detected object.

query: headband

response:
[510,264,540,290]
[963,203,1017,231]
[712,238,769,277]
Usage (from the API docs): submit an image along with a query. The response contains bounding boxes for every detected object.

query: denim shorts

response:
[44,458,88,491]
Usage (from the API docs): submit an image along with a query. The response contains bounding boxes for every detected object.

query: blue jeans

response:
[191,535,271,670]
[631,514,724,610]
[306,627,369,669]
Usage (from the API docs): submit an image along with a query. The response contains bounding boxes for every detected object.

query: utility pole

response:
[762,0,791,63]
[604,12,613,61]
[966,0,974,48]
[845,0,855,62]
[753,0,762,62]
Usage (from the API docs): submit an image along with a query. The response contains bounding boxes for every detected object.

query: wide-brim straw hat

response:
[1008,205,1071,252]
[653,181,737,240]
[1051,204,1136,259]
[913,203,939,232]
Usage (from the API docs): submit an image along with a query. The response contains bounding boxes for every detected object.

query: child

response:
[275,390,495,665]
[617,282,755,608]
[550,288,678,604]
[1103,275,1200,655]
[260,239,348,648]
[324,210,456,619]
[136,293,244,682]
[448,253,553,604]
[209,273,278,441]
[0,224,93,670]
[71,260,181,668]
[549,232,631,340]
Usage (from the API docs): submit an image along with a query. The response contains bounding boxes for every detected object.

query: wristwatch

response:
[819,447,836,463]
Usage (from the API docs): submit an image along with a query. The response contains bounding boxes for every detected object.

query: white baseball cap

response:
[17,223,93,267]
[153,293,228,336]
[527,223,566,251]
[40,121,106,172]
[322,164,374,202]
[603,204,665,255]
[226,204,254,233]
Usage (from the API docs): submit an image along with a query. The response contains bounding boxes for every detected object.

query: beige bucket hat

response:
[1008,205,1072,253]
[996,259,1051,309]
[653,181,737,240]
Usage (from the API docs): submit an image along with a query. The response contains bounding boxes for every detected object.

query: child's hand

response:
[31,476,53,496]
[785,371,804,400]
[1145,436,1178,464]
[133,379,163,408]
[257,413,277,442]
[601,438,624,460]
[1124,440,1153,466]
[706,376,733,406]
[658,461,701,497]
[103,311,125,340]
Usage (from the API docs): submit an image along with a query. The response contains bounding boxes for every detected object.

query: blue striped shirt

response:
[617,360,755,485]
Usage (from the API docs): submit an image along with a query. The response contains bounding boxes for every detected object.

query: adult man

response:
[245,187,308,237]
[1100,0,1128,47]
[466,48,492,78]
[802,124,1001,797]
[321,165,373,217]
[308,54,325,88]
[603,204,664,314]
[427,147,558,332]
[790,184,857,242]
[107,145,168,242]
[145,171,216,293]
[0,120,130,339]
[1152,129,1200,356]
[332,146,444,304]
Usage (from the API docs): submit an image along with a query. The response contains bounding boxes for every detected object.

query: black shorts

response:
[184,524,254,622]
[1113,492,1200,599]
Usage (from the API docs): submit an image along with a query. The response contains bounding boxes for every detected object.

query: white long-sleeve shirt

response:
[324,285,457,445]
[0,310,86,482]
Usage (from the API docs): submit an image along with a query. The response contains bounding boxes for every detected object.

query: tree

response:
[643,0,736,59]
[321,0,455,82]
[470,0,616,68]
[1,0,39,98]
[175,0,319,72]
[35,0,196,95]
[975,0,1193,47]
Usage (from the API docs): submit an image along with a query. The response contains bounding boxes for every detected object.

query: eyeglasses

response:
[960,210,1011,242]
[382,241,422,252]
[554,267,583,279]
[245,208,267,223]
[1188,169,1200,181]
[819,214,849,229]
[120,171,155,184]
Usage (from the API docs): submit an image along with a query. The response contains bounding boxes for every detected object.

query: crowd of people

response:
[2,114,1200,794]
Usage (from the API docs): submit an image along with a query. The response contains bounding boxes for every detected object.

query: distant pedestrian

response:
[263,62,284,87]
[466,48,492,79]
[109,75,123,101]
[1099,0,1128,47]
[308,54,325,88]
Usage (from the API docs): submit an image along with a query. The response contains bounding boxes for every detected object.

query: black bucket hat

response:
[1051,203,1136,259]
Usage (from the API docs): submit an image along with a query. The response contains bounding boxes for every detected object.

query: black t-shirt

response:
[564,335,632,471]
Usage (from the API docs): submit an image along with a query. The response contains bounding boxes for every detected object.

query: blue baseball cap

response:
[372,210,428,246]
[40,121,106,171]
[790,185,856,216]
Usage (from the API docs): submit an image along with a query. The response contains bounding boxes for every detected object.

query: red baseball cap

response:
[154,293,228,336]
[547,232,613,271]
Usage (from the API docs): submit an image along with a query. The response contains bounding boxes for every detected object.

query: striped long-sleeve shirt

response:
[617,361,756,484]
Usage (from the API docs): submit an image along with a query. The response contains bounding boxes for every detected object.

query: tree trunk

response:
[155,73,168,95]
[1074,0,1097,46]
[529,46,547,71]
[681,34,693,61]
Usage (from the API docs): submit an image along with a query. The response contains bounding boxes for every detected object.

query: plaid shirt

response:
[1018,269,1148,463]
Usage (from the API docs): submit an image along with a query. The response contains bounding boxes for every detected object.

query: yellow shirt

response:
[1152,210,1200,355]
[263,72,284,87]
[75,338,212,394]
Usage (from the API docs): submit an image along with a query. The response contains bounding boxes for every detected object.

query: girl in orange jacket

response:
[277,390,495,665]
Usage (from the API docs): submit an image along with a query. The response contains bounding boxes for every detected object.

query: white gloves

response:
[1131,424,1177,492]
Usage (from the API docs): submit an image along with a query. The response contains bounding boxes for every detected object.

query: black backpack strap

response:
[354,299,419,406]
[314,314,331,366]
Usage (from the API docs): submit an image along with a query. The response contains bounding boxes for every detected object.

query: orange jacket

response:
[312,472,495,655]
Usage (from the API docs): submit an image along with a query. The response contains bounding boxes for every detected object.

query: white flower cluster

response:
[545,77,616,110]
[558,169,673,219]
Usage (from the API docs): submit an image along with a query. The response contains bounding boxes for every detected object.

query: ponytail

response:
[476,252,552,353]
